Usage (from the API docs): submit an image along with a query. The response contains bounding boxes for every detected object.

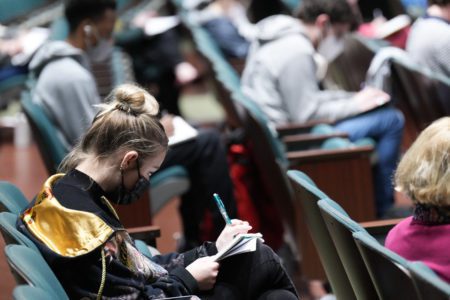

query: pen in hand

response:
[213,193,232,225]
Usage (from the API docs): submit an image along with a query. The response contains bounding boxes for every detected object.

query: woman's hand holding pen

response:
[215,219,252,253]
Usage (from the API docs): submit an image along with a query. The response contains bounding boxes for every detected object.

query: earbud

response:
[83,25,92,34]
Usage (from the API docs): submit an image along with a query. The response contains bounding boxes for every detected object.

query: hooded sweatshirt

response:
[242,15,360,125]
[29,41,101,149]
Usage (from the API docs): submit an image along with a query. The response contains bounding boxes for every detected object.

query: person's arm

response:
[278,52,362,123]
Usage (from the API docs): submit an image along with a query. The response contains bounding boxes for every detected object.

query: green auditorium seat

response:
[149,166,190,216]
[392,58,450,131]
[13,285,55,300]
[287,170,357,300]
[21,91,68,175]
[0,212,38,251]
[318,198,378,299]
[0,0,47,24]
[353,231,421,300]
[0,181,29,214]
[408,262,450,300]
[5,244,69,299]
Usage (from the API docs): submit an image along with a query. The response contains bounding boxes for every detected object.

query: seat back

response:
[326,34,387,91]
[13,285,56,300]
[5,244,69,299]
[392,59,450,130]
[237,94,295,236]
[287,170,356,300]
[353,231,421,300]
[318,198,378,299]
[0,212,38,251]
[408,262,450,300]
[0,0,47,24]
[190,25,245,129]
[21,91,68,174]
[0,181,29,214]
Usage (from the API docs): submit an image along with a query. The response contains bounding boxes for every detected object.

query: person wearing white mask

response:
[242,0,405,217]
[29,0,116,148]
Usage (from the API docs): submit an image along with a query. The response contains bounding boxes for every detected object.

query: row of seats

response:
[326,33,450,147]
[287,170,450,299]
[173,1,385,278]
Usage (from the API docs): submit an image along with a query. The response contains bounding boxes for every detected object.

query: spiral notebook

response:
[212,233,263,262]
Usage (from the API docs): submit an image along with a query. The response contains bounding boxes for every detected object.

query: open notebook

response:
[168,116,199,146]
[212,233,263,262]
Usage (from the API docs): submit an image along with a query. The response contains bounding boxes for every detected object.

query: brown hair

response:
[395,117,450,206]
[59,84,168,172]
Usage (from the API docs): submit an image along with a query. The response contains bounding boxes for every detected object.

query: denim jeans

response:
[334,106,405,216]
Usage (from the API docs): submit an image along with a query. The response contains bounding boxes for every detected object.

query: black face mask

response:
[106,160,150,205]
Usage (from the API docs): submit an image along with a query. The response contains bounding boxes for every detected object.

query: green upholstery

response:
[149,166,190,216]
[0,181,29,214]
[282,0,301,12]
[13,285,55,300]
[5,244,69,299]
[0,212,38,251]
[321,137,351,150]
[0,74,27,93]
[353,231,421,300]
[318,198,377,299]
[135,239,153,258]
[21,91,68,174]
[310,124,335,135]
[0,0,47,23]
[48,17,69,41]
[287,170,357,300]
[232,92,288,166]
[409,262,450,300]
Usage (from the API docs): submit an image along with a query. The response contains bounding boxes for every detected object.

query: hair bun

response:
[113,84,159,116]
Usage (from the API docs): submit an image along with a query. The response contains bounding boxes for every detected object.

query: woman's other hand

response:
[186,256,220,291]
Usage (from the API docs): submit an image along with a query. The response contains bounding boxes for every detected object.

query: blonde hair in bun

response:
[59,84,168,171]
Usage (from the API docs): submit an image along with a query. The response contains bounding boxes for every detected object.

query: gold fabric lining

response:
[22,174,115,257]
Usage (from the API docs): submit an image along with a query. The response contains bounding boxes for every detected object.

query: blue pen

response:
[213,193,232,225]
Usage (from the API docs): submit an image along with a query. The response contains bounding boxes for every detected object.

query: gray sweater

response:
[29,41,101,148]
[242,15,361,125]
[406,16,450,78]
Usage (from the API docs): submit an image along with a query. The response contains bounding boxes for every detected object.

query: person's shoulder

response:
[385,216,413,245]
[41,57,90,80]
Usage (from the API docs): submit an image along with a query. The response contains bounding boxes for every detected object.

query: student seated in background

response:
[242,0,405,217]
[17,84,298,300]
[385,117,450,284]
[29,0,236,249]
[193,0,255,59]
[406,0,450,77]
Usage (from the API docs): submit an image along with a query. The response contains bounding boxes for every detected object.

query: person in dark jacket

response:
[18,84,298,299]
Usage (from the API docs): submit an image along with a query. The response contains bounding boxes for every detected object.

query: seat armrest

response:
[287,145,374,165]
[283,132,348,151]
[360,218,404,236]
[127,225,161,247]
[276,120,332,137]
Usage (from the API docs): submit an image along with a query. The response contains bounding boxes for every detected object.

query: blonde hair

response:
[395,117,450,206]
[59,84,168,172]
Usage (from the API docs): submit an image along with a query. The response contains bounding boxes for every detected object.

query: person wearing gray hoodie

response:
[30,41,101,149]
[242,0,405,217]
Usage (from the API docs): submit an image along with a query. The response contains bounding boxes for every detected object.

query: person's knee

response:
[256,242,282,264]
[385,108,405,132]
